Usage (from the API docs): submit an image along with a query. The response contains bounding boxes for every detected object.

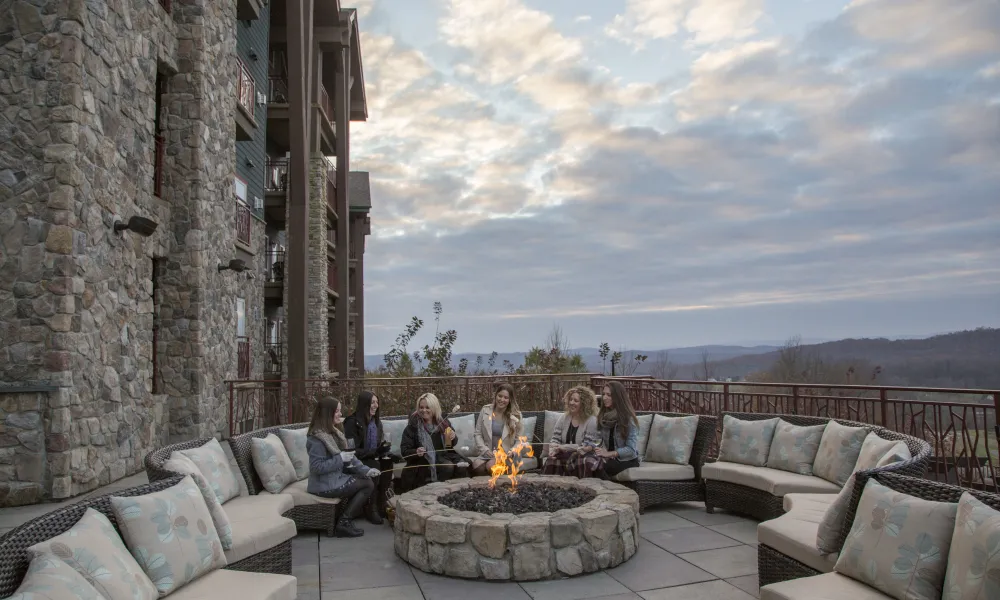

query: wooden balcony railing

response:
[235,200,252,246]
[237,58,256,122]
[153,135,165,198]
[236,337,251,379]
[265,158,288,192]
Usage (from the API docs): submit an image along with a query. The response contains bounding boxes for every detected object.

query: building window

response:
[234,175,252,246]
[236,298,250,379]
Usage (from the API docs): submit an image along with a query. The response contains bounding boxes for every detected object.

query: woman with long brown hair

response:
[470,383,524,476]
[306,395,379,537]
[580,381,640,479]
[342,390,394,523]
[542,385,601,477]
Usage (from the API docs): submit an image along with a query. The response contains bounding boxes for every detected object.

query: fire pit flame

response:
[488,436,534,492]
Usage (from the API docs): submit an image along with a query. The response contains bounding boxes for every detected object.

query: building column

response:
[354,219,365,372]
[307,157,330,377]
[333,45,351,377]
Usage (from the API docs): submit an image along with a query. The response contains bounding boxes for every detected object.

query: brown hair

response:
[308,395,344,436]
[493,382,522,435]
[601,381,638,428]
[562,385,597,419]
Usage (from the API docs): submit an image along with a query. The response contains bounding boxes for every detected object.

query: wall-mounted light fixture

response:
[113,216,159,237]
[249,49,259,61]
[218,259,248,273]
[246,159,255,169]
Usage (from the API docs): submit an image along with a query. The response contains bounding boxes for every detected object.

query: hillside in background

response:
[364,328,1000,389]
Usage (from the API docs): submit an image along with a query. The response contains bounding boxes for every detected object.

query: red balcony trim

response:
[237,337,251,379]
[235,200,252,246]
[237,58,256,123]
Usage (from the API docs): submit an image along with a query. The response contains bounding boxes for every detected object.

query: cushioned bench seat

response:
[221,493,297,564]
[615,462,695,482]
[758,493,838,574]
[703,461,841,496]
[268,479,342,506]
[170,569,297,600]
[760,572,892,600]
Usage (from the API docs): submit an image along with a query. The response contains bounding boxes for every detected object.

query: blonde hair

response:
[563,386,598,420]
[416,392,443,423]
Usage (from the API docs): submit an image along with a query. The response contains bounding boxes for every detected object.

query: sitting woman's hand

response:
[578,445,593,455]
[416,446,426,457]
[444,427,457,443]
[366,468,380,478]
[339,451,356,462]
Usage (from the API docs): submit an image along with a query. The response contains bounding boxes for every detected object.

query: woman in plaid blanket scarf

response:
[542,386,603,478]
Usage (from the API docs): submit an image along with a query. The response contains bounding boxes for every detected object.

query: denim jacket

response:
[306,434,366,495]
[597,420,639,462]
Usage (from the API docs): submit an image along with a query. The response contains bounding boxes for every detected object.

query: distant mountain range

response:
[364,328,1000,389]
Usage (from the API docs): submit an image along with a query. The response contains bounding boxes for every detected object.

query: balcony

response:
[265,77,336,155]
[235,200,252,249]
[264,249,283,302]
[326,228,336,257]
[349,295,357,316]
[235,58,257,141]
[326,261,339,298]
[263,158,288,224]
[153,135,165,198]
[326,169,338,221]
[236,337,251,379]
[264,342,281,375]
[328,345,337,374]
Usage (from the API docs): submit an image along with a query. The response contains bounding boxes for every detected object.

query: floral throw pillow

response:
[835,479,958,600]
[28,508,158,600]
[853,433,901,472]
[162,452,234,549]
[384,419,408,457]
[276,427,309,480]
[812,421,869,486]
[765,420,827,475]
[9,553,105,600]
[876,442,912,468]
[111,476,227,596]
[644,415,699,465]
[718,415,779,467]
[635,414,654,460]
[251,434,298,494]
[942,492,1000,599]
[178,438,241,504]
[449,414,477,458]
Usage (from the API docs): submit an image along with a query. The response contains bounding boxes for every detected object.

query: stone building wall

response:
[308,156,330,378]
[0,0,247,504]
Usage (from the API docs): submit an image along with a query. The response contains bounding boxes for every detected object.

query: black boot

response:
[335,517,364,538]
[365,496,383,525]
[335,491,369,538]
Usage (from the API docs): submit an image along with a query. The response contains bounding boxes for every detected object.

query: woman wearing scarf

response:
[306,395,379,538]
[580,381,640,480]
[470,383,524,476]
[343,391,394,523]
[399,393,469,491]
[542,385,602,477]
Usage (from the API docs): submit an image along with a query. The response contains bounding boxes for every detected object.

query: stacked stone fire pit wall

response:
[392,475,641,581]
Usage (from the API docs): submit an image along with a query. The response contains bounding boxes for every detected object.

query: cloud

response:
[351,0,1000,352]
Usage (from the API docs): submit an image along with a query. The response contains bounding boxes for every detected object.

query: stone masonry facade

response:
[0,0,255,505]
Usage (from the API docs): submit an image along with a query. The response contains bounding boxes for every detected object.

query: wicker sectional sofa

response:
[759,472,1000,599]
[704,412,931,522]
[0,476,297,600]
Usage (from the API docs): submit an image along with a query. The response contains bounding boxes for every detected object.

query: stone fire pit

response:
[391,474,640,581]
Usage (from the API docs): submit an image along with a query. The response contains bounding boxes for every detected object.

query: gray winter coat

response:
[306,432,367,495]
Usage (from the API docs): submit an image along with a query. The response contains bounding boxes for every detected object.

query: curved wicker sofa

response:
[144,436,299,568]
[759,472,1000,599]
[705,412,931,523]
[614,411,718,510]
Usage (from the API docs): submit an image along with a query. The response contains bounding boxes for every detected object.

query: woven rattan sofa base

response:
[757,543,822,588]
[286,504,341,537]
[704,479,786,521]
[631,480,704,511]
[226,538,293,575]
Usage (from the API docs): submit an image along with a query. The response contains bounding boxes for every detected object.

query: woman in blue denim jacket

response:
[306,395,380,538]
[580,381,639,479]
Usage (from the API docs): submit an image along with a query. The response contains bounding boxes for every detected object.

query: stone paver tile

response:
[322,584,424,600]
[411,570,530,600]
[321,558,416,592]
[638,580,756,600]
[578,594,643,600]
[606,542,716,592]
[637,509,702,533]
[666,504,755,527]
[677,545,758,579]
[725,575,759,598]
[520,572,631,600]
[708,522,759,546]
[643,527,743,554]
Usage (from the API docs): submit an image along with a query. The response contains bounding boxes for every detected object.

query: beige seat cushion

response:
[761,573,893,600]
[520,457,538,471]
[758,498,839,574]
[703,461,841,496]
[783,492,837,513]
[276,479,341,506]
[615,462,696,482]
[392,461,405,479]
[221,494,296,564]
[169,569,296,600]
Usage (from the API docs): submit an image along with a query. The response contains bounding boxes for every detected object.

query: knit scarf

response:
[417,421,440,482]
[314,429,349,457]
[599,409,619,432]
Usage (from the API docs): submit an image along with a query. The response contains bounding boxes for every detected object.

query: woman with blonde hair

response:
[399,392,469,491]
[542,386,602,478]
[470,383,524,476]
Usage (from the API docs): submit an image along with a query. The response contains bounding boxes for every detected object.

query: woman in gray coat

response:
[542,385,602,478]
[307,395,380,537]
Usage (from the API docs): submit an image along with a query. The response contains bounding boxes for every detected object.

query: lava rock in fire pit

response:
[441,483,596,515]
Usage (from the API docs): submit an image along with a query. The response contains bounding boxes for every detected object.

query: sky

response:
[348,0,1000,355]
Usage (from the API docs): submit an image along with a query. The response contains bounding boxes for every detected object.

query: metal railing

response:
[265,158,288,192]
[264,342,282,374]
[326,173,337,216]
[236,337,251,379]
[328,346,337,374]
[265,249,284,282]
[235,200,252,246]
[268,77,288,103]
[236,58,256,121]
[153,135,165,197]
[319,84,333,121]
[327,261,337,291]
